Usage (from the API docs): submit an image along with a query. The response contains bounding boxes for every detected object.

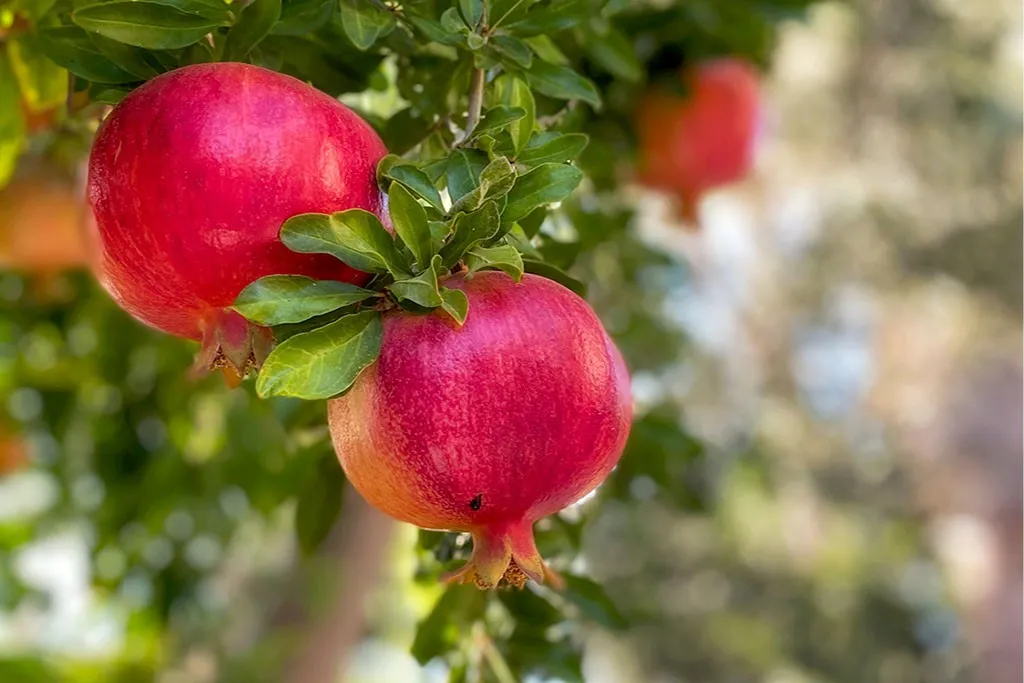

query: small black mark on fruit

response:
[469,494,482,511]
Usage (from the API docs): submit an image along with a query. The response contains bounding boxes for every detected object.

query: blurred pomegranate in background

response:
[636,57,762,228]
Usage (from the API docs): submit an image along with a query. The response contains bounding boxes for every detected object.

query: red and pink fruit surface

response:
[86,62,387,383]
[637,57,762,226]
[328,272,633,588]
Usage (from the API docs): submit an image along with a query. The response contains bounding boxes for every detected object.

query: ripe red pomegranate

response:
[328,272,632,589]
[87,62,387,385]
[636,57,762,226]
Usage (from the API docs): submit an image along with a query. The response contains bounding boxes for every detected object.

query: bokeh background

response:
[0,0,1020,682]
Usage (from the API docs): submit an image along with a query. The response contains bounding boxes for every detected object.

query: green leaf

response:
[440,200,501,267]
[382,163,444,213]
[449,156,515,215]
[525,59,601,107]
[412,584,487,664]
[256,310,382,400]
[518,206,547,238]
[294,453,345,555]
[88,33,162,80]
[404,12,463,46]
[0,56,25,189]
[281,210,409,276]
[584,25,641,82]
[223,0,281,60]
[523,33,568,64]
[233,275,377,326]
[493,74,535,154]
[338,0,395,51]
[388,182,433,270]
[458,0,484,28]
[28,28,139,84]
[439,287,469,325]
[506,0,589,36]
[145,0,230,20]
[517,131,588,165]
[274,0,333,35]
[489,0,537,28]
[503,162,582,222]
[491,33,532,67]
[465,243,523,280]
[445,148,489,204]
[388,256,443,308]
[471,105,526,139]
[523,259,586,296]
[6,39,67,113]
[562,574,629,630]
[73,2,228,50]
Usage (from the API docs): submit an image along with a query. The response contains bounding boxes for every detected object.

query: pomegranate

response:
[87,62,387,384]
[328,272,632,589]
[636,57,762,226]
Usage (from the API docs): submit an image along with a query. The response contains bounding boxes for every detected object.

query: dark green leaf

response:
[27,28,140,83]
[464,32,485,50]
[233,275,377,326]
[505,0,589,35]
[517,132,589,165]
[73,2,228,50]
[440,200,501,267]
[294,454,345,555]
[503,162,582,222]
[525,60,601,107]
[256,311,382,400]
[562,574,629,630]
[493,74,535,154]
[440,7,467,33]
[223,0,281,60]
[88,33,162,80]
[439,287,468,326]
[465,243,523,280]
[518,206,547,238]
[445,148,489,204]
[472,105,526,138]
[449,156,515,215]
[458,0,484,28]
[281,211,409,276]
[338,0,395,50]
[388,182,433,270]
[489,0,537,28]
[584,25,641,82]
[404,13,463,46]
[383,164,445,213]
[146,0,230,20]
[522,259,586,296]
[273,0,333,35]
[411,584,487,664]
[491,33,532,67]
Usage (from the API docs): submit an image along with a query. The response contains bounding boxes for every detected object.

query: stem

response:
[460,67,486,144]
[478,630,518,683]
[489,0,527,32]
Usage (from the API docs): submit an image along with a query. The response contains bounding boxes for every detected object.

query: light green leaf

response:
[0,56,25,189]
[383,163,444,213]
[503,162,583,222]
[233,275,377,326]
[404,13,463,46]
[493,74,535,154]
[388,181,433,270]
[6,39,67,113]
[256,310,382,400]
[388,256,443,308]
[281,210,409,276]
[522,34,568,64]
[440,200,501,267]
[439,287,469,326]
[339,0,396,51]
[27,28,138,84]
[223,0,282,60]
[449,156,515,215]
[517,132,589,165]
[73,2,228,50]
[465,243,523,280]
[525,59,601,107]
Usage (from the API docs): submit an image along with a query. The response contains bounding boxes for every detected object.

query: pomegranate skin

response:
[87,62,387,344]
[328,272,632,588]
[637,57,761,225]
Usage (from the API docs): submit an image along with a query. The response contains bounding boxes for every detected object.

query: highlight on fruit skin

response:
[328,272,633,589]
[636,57,762,228]
[85,62,389,385]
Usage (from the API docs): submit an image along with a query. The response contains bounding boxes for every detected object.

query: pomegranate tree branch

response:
[460,67,486,144]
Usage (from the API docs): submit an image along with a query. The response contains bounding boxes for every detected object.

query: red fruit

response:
[87,63,388,384]
[636,57,762,226]
[328,272,632,589]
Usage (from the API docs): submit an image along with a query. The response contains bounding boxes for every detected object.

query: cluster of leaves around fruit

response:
[231,104,589,400]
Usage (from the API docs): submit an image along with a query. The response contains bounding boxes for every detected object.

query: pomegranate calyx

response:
[192,308,274,387]
[442,520,564,591]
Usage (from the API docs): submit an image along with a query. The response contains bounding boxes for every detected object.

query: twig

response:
[459,68,486,144]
